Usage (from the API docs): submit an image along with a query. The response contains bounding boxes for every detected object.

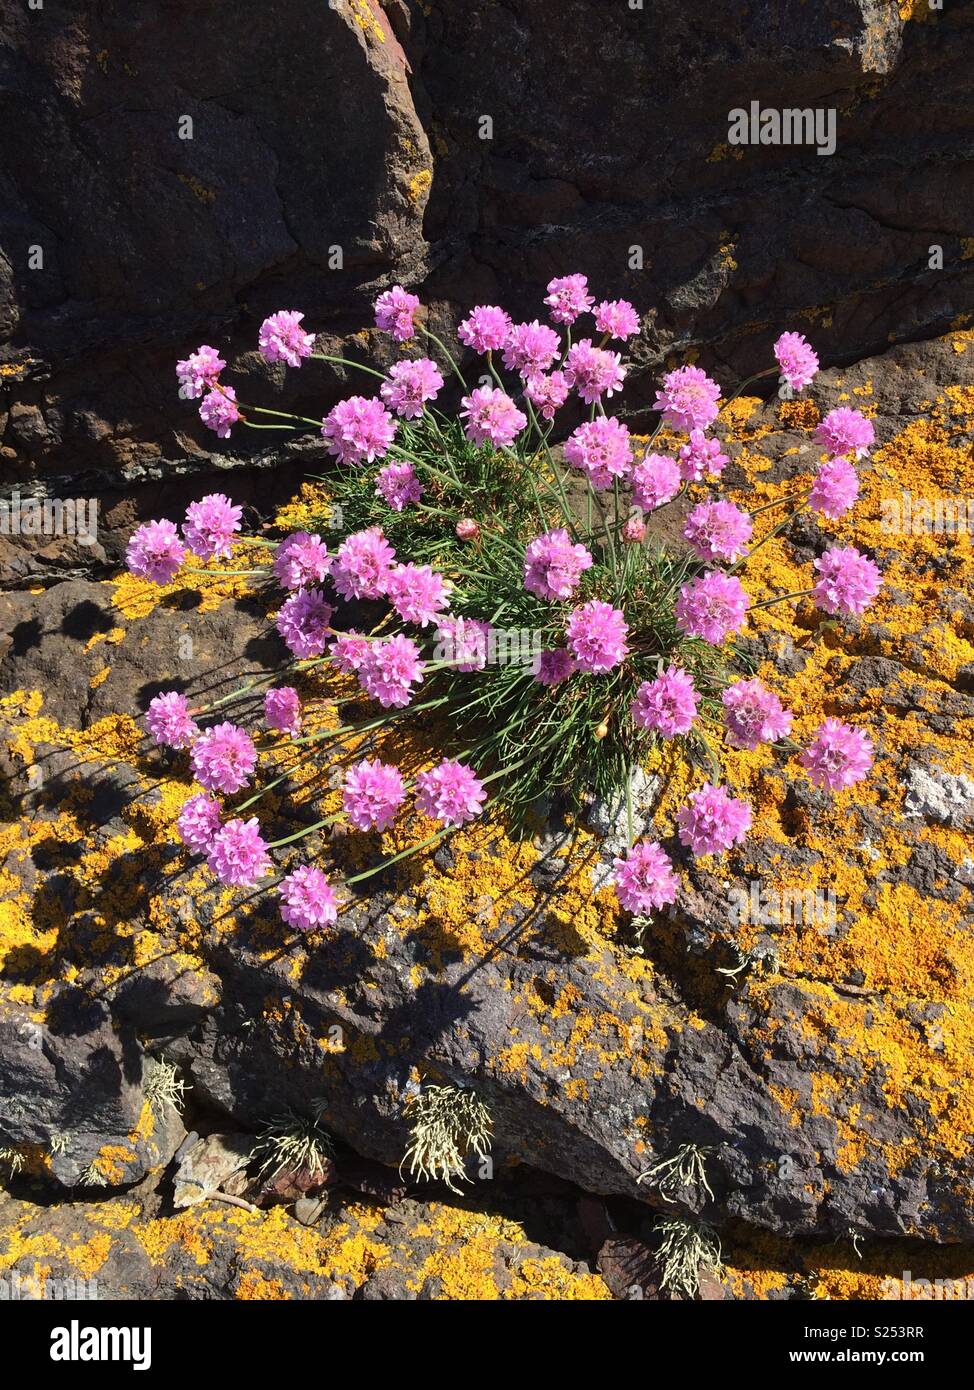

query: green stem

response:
[310,353,389,383]
[750,587,815,610]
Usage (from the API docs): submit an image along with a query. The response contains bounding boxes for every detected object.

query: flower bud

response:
[455,517,480,542]
[594,721,609,740]
[621,515,646,544]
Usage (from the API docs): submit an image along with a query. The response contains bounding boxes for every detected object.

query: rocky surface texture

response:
[2,0,974,521]
[1,334,973,1297]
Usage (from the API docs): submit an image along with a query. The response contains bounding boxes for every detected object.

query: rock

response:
[2,333,974,1260]
[171,1133,254,1209]
[0,988,147,1186]
[903,765,974,828]
[3,0,974,522]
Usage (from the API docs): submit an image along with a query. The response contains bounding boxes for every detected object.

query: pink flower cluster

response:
[630,667,700,738]
[279,865,339,931]
[564,418,632,489]
[380,358,444,419]
[654,366,721,433]
[683,500,752,563]
[675,571,750,645]
[523,529,594,601]
[166,292,885,933]
[721,679,792,750]
[566,601,629,674]
[613,841,678,915]
[321,396,397,466]
[273,531,332,590]
[276,588,334,658]
[812,546,882,616]
[416,759,486,826]
[374,285,420,342]
[259,311,315,368]
[190,722,258,795]
[460,386,526,448]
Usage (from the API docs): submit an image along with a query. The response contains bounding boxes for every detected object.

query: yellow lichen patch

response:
[272,482,334,533]
[236,1271,291,1300]
[349,0,386,43]
[407,168,432,205]
[111,544,271,619]
[707,382,974,1188]
[401,1203,608,1300]
[85,626,125,651]
[725,1225,974,1301]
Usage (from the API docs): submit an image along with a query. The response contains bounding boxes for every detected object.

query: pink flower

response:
[613,841,679,914]
[359,634,424,708]
[678,429,728,481]
[809,458,859,519]
[566,600,629,674]
[630,666,700,737]
[814,407,875,460]
[126,520,185,585]
[523,528,594,601]
[177,793,222,855]
[330,630,371,674]
[415,759,486,826]
[502,321,561,378]
[535,649,575,686]
[631,452,681,510]
[621,515,646,543]
[721,679,792,750]
[275,588,335,658]
[176,344,225,398]
[799,718,874,791]
[654,366,721,433]
[343,759,407,832]
[146,691,198,749]
[594,299,640,340]
[385,563,452,627]
[676,783,752,857]
[273,531,332,590]
[774,331,818,392]
[207,817,271,887]
[258,311,315,368]
[199,386,240,438]
[455,518,480,542]
[332,527,396,600]
[278,865,339,931]
[563,339,625,404]
[683,500,753,563]
[457,305,512,354]
[812,546,882,616]
[460,385,527,448]
[264,686,302,737]
[374,285,420,342]
[182,493,243,561]
[380,358,444,419]
[544,274,594,325]
[675,571,750,644]
[524,370,570,421]
[190,722,258,795]
[563,417,633,489]
[321,396,397,466]
[434,616,491,672]
[375,461,424,512]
